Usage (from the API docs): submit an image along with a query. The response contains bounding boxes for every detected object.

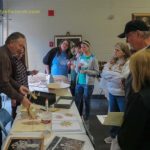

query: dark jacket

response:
[0,45,23,102]
[118,86,150,150]
[124,73,133,102]
[43,47,58,73]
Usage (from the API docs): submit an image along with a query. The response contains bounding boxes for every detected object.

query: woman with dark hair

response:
[43,39,72,77]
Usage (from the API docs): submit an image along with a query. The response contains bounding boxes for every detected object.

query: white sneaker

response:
[104,136,113,144]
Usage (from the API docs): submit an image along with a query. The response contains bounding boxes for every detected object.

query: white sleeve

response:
[121,60,130,79]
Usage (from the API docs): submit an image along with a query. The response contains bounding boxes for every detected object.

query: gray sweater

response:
[76,54,99,85]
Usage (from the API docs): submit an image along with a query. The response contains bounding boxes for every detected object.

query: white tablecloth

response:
[2,85,94,150]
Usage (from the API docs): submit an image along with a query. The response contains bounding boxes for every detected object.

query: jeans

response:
[109,93,125,138]
[109,93,125,112]
[75,84,94,120]
[70,80,76,96]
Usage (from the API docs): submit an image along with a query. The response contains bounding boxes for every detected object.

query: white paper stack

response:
[52,120,82,132]
[52,112,82,132]
[97,112,124,126]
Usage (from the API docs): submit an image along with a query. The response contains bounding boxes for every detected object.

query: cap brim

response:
[118,32,125,38]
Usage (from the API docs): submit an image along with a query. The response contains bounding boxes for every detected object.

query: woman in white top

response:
[101,42,131,143]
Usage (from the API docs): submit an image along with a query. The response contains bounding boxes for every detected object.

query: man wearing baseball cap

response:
[117,20,150,101]
[110,20,150,150]
[117,20,150,99]
[118,20,150,50]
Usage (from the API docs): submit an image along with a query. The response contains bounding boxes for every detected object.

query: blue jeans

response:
[75,84,94,120]
[109,93,125,138]
[109,93,125,112]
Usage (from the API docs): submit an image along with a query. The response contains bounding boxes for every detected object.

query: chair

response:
[0,108,12,136]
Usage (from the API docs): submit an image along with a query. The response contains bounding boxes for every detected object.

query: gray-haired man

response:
[110,20,150,150]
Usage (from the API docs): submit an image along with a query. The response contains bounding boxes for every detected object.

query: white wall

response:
[3,0,150,71]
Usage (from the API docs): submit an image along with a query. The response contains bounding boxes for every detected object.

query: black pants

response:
[70,80,76,96]
[11,101,20,120]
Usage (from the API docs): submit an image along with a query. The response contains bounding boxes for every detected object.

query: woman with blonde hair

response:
[116,49,150,150]
[102,42,131,143]
[75,40,99,122]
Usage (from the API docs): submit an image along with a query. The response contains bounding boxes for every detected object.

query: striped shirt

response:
[12,57,28,88]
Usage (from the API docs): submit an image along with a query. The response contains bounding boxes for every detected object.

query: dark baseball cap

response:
[118,20,149,38]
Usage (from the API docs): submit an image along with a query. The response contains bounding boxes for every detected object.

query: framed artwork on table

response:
[54,34,82,47]
[4,135,44,150]
[132,13,150,28]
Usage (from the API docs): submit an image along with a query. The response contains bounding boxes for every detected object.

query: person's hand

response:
[120,79,125,90]
[67,61,72,69]
[70,63,75,70]
[19,85,29,95]
[80,69,87,74]
[109,57,117,64]
[78,63,84,70]
[31,70,39,75]
[110,59,115,64]
[11,99,17,107]
[21,97,31,109]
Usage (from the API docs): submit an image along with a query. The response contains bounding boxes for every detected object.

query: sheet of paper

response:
[11,119,51,132]
[57,99,72,105]
[97,115,107,124]
[52,120,82,132]
[52,112,77,121]
[97,112,124,126]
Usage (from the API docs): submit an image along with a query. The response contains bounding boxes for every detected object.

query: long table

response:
[2,85,95,150]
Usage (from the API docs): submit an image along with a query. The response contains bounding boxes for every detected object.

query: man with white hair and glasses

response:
[118,20,150,101]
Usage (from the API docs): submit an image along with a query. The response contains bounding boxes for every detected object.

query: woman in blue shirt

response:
[43,39,71,77]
